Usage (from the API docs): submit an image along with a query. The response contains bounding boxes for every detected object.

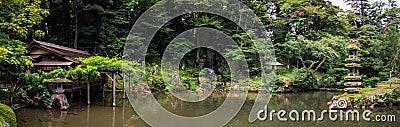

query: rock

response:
[332,96,339,100]
[376,94,384,98]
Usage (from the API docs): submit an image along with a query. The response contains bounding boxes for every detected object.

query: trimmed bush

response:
[0,103,16,127]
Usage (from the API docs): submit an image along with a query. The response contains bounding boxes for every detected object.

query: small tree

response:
[0,37,33,105]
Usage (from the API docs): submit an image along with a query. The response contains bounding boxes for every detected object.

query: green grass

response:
[384,86,400,89]
[360,87,376,93]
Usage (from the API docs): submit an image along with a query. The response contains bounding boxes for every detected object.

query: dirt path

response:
[364,83,400,96]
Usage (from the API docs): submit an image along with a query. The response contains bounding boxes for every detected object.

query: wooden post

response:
[70,92,73,104]
[128,72,132,91]
[112,73,116,107]
[87,105,90,123]
[390,71,393,87]
[87,81,90,105]
[122,73,126,99]
[112,107,116,127]
[122,99,125,126]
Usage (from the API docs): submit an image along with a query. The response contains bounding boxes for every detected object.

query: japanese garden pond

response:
[16,91,400,127]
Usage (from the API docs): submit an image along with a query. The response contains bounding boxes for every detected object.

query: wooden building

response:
[27,40,90,72]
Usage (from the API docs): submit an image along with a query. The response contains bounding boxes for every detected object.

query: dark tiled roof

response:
[28,40,91,63]
[28,40,90,58]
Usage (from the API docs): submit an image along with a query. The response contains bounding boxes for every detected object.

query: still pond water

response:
[16,92,400,127]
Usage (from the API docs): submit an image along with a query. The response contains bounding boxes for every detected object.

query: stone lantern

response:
[344,44,362,94]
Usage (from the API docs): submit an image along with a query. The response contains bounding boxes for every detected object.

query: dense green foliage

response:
[0,0,399,96]
[33,0,399,91]
[0,103,17,127]
[0,0,47,105]
[363,77,380,88]
[22,56,128,106]
[22,73,51,106]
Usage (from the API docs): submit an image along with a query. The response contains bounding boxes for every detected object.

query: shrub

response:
[378,71,389,81]
[24,73,51,107]
[0,91,9,104]
[363,77,380,88]
[276,66,290,75]
[320,75,336,88]
[384,93,396,104]
[291,68,316,90]
[393,88,400,97]
[378,81,389,85]
[0,103,16,127]
[275,75,289,87]
[336,80,345,89]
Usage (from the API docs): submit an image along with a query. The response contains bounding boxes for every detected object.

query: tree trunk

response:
[206,49,215,71]
[74,14,78,49]
[313,57,327,73]
[382,16,393,35]
[196,48,200,68]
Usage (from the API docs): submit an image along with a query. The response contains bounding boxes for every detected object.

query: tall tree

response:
[0,0,47,105]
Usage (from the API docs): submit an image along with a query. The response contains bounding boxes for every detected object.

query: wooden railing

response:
[48,76,105,93]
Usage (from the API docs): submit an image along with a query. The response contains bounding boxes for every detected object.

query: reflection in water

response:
[46,110,68,127]
[86,105,89,124]
[16,93,147,127]
[16,92,400,127]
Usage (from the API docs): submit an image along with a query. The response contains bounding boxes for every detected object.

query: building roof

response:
[27,40,91,64]
[29,54,41,59]
[265,61,283,66]
[29,40,90,57]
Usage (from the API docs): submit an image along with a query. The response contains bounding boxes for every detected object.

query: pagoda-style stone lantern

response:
[266,61,283,74]
[46,78,72,110]
[344,44,362,94]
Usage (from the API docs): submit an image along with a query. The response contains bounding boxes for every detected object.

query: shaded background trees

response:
[1,0,399,93]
